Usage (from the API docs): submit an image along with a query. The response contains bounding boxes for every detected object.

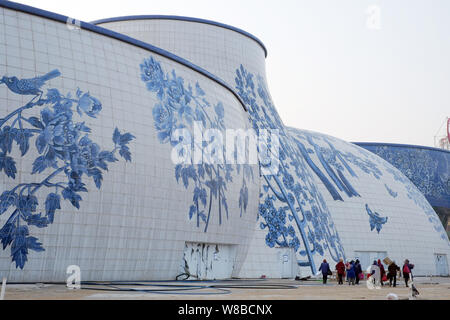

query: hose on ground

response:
[5,277,299,296]
[78,278,298,295]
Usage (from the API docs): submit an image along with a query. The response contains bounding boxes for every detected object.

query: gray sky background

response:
[15,0,450,147]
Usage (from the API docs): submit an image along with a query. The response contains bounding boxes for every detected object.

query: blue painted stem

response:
[265,173,316,274]
[296,140,343,201]
[0,102,35,128]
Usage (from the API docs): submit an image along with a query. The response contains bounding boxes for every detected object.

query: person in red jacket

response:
[335,258,346,285]
[402,259,414,287]
[378,259,386,286]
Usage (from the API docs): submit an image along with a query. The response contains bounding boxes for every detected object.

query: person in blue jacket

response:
[346,260,356,285]
[318,259,331,284]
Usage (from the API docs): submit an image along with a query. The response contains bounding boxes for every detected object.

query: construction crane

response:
[434,117,450,150]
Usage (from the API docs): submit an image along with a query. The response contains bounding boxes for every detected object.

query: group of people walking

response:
[384,259,415,287]
[334,258,362,285]
[318,258,415,287]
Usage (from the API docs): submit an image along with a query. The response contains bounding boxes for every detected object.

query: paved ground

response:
[2,276,449,300]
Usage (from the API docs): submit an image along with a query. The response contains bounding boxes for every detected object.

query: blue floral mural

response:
[384,165,449,242]
[358,144,450,209]
[235,65,346,273]
[140,56,253,232]
[365,204,388,233]
[353,143,448,242]
[289,131,384,201]
[233,64,448,259]
[0,70,135,269]
[288,129,393,235]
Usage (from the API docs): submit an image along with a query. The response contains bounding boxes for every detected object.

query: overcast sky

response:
[14,0,450,147]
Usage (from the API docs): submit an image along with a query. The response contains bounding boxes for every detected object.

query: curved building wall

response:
[0,3,259,281]
[93,17,267,91]
[93,16,351,277]
[99,17,358,278]
[233,65,347,278]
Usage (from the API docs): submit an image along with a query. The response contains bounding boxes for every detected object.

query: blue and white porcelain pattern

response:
[235,65,346,274]
[365,204,388,233]
[382,163,448,241]
[286,128,450,274]
[384,184,398,198]
[357,144,450,209]
[0,70,135,269]
[140,56,253,232]
[0,4,259,281]
[0,2,449,280]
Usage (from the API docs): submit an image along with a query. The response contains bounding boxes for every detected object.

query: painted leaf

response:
[88,168,103,189]
[0,126,16,153]
[0,154,17,179]
[113,127,121,145]
[0,222,15,249]
[26,213,49,228]
[195,82,205,96]
[0,191,17,214]
[119,145,132,162]
[27,117,44,129]
[62,188,82,209]
[15,129,33,156]
[119,132,135,146]
[31,156,50,174]
[26,236,45,252]
[11,226,28,269]
[189,205,196,220]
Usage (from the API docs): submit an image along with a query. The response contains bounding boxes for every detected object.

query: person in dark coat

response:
[335,258,346,285]
[387,261,400,287]
[354,259,362,285]
[318,259,331,284]
[346,260,356,285]
[402,259,415,287]
[377,259,386,286]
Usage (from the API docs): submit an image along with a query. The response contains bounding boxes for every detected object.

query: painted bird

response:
[0,69,61,96]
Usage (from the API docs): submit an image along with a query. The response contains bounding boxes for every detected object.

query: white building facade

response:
[0,1,448,281]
